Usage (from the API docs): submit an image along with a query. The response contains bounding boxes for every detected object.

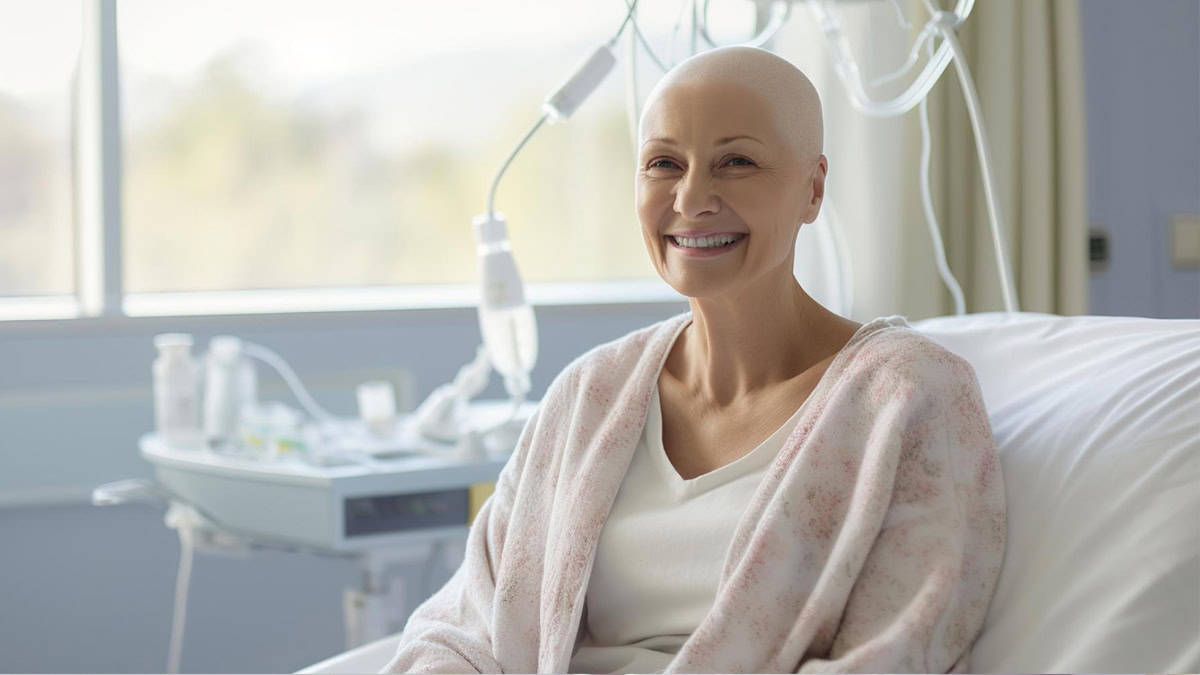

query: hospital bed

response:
[301,310,1200,674]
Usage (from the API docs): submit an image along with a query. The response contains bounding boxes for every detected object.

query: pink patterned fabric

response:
[385,312,1006,674]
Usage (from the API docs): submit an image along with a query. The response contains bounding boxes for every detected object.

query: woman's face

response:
[636,79,826,299]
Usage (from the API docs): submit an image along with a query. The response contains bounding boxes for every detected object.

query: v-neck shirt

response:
[568,316,894,674]
[568,374,817,673]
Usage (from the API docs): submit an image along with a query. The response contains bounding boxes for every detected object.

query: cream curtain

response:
[775,0,1089,321]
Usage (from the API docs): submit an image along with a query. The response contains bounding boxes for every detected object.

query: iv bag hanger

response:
[409,4,637,448]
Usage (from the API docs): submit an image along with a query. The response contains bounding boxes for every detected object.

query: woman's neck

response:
[664,281,856,409]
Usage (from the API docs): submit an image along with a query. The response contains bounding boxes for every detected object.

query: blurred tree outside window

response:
[118,0,669,294]
[0,1,82,298]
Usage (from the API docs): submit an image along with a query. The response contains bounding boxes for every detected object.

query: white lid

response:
[357,380,396,420]
[154,333,193,352]
[472,212,508,245]
[209,335,242,362]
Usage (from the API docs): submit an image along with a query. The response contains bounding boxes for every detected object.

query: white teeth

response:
[672,234,743,248]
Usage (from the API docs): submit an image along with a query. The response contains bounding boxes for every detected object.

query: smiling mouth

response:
[665,233,748,250]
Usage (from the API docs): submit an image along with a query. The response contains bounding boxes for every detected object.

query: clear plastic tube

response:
[626,5,641,152]
[697,0,792,50]
[628,1,671,71]
[935,19,1019,312]
[241,342,340,426]
[917,40,967,315]
[821,201,855,317]
[807,0,975,118]
[166,507,194,675]
[807,0,1018,312]
[487,114,549,220]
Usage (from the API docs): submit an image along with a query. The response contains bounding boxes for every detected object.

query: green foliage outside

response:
[121,52,657,293]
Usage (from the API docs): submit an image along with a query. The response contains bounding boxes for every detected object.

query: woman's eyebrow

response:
[641,135,765,148]
[716,135,764,146]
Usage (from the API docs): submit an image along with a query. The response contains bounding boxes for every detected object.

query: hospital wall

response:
[1083,0,1200,319]
[1,2,1197,673]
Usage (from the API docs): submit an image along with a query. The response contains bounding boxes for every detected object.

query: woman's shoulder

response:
[850,315,980,388]
[543,312,689,401]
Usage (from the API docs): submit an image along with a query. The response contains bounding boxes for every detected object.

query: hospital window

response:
[0,1,82,309]
[3,0,732,322]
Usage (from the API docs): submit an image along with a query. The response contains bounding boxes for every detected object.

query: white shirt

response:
[568,381,811,674]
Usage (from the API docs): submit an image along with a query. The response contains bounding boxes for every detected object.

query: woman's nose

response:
[672,171,721,219]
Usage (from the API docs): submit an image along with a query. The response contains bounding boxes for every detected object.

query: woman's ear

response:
[803,155,828,224]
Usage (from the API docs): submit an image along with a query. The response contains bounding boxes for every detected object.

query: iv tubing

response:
[621,0,670,72]
[167,520,193,674]
[933,16,1018,312]
[626,3,641,151]
[918,41,967,315]
[807,0,1017,312]
[697,0,792,50]
[885,0,913,30]
[486,114,549,220]
[869,23,937,89]
[610,0,638,46]
[822,201,855,317]
[161,491,361,674]
[475,383,526,435]
[808,0,974,117]
[668,0,689,66]
[690,0,698,56]
[242,342,339,425]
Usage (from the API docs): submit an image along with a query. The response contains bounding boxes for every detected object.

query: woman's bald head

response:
[634,46,829,300]
[638,46,823,163]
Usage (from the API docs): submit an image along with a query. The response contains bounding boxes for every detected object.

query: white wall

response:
[1083,0,1200,318]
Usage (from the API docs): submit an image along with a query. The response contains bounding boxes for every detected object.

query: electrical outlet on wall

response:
[1170,214,1200,269]
[1089,227,1110,273]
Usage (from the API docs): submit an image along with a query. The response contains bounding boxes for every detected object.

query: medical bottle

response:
[238,355,258,416]
[203,335,244,449]
[473,213,538,393]
[152,333,202,449]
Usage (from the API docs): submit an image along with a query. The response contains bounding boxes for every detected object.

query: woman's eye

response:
[724,156,755,167]
[648,158,681,170]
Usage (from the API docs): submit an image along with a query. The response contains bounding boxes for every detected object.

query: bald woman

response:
[634,46,861,484]
[386,46,1005,675]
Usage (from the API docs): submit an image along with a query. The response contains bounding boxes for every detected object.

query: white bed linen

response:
[912,311,1200,673]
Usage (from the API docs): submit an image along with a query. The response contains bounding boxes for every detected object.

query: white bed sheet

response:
[912,311,1200,673]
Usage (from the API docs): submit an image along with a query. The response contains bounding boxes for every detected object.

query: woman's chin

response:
[663,276,740,300]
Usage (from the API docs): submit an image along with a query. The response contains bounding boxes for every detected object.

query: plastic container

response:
[478,304,537,389]
[203,335,244,448]
[356,380,397,438]
[152,333,202,449]
[238,356,258,417]
[473,212,538,391]
[239,401,306,460]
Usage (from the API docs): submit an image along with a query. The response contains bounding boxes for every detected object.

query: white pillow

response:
[298,633,402,674]
[911,311,1200,673]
